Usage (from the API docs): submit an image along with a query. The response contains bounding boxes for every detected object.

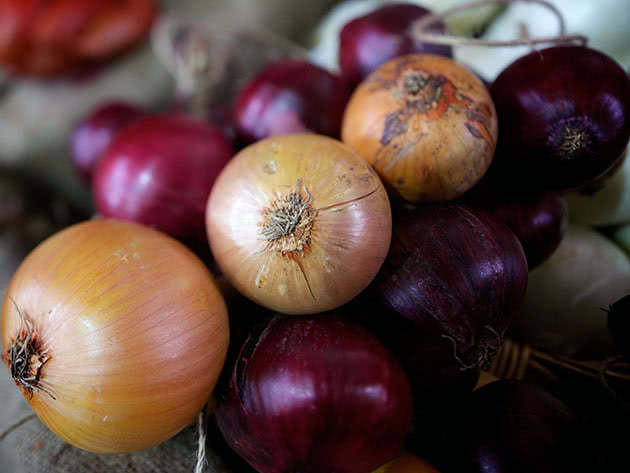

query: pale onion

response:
[1,219,229,453]
[455,0,630,82]
[509,225,630,359]
[566,147,630,226]
[206,133,392,314]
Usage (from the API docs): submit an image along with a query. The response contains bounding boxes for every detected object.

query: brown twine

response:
[412,0,588,49]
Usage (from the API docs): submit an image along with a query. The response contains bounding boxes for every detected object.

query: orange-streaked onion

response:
[342,54,498,203]
[373,452,441,473]
[206,133,392,314]
[1,219,229,453]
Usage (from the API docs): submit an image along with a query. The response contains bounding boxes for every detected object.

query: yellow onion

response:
[1,219,229,453]
[206,133,392,314]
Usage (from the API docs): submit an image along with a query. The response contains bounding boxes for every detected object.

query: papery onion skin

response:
[341,54,498,203]
[93,113,235,242]
[489,45,630,191]
[206,133,392,314]
[1,219,229,453]
[214,314,413,473]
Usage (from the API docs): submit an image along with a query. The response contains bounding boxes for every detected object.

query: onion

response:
[449,380,577,473]
[214,314,413,473]
[233,59,353,144]
[341,53,497,202]
[462,185,569,269]
[489,45,630,191]
[355,202,527,462]
[338,3,452,86]
[509,225,630,359]
[1,219,229,453]
[206,133,392,314]
[0,0,157,76]
[363,202,528,378]
[69,101,145,183]
[93,113,235,242]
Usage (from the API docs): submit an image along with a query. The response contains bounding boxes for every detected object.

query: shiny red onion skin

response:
[365,203,528,376]
[233,59,353,144]
[489,46,630,191]
[339,3,452,86]
[450,380,577,473]
[93,113,234,241]
[214,315,413,473]
[462,186,569,269]
[70,102,145,182]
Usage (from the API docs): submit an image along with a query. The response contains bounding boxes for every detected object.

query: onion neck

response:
[547,115,598,161]
[4,317,54,400]
[259,178,317,258]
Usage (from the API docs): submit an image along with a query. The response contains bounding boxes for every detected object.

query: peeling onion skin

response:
[1,219,229,453]
[214,314,413,473]
[206,133,392,314]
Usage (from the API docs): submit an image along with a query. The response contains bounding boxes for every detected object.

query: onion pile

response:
[6,3,630,472]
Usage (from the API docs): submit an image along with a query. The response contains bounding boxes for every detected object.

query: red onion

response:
[69,102,145,182]
[233,59,353,144]
[358,201,528,419]
[489,45,630,191]
[339,3,452,86]
[448,380,577,473]
[462,184,569,269]
[93,113,234,241]
[367,202,528,371]
[214,314,413,473]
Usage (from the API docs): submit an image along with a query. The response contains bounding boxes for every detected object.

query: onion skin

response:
[0,0,157,76]
[451,380,577,473]
[489,45,630,191]
[206,133,392,314]
[233,59,353,144]
[93,113,235,242]
[462,186,569,269]
[342,54,498,203]
[69,101,145,182]
[339,3,452,86]
[1,219,229,453]
[214,314,413,473]
[365,202,528,376]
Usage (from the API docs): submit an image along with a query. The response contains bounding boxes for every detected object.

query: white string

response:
[193,411,207,473]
